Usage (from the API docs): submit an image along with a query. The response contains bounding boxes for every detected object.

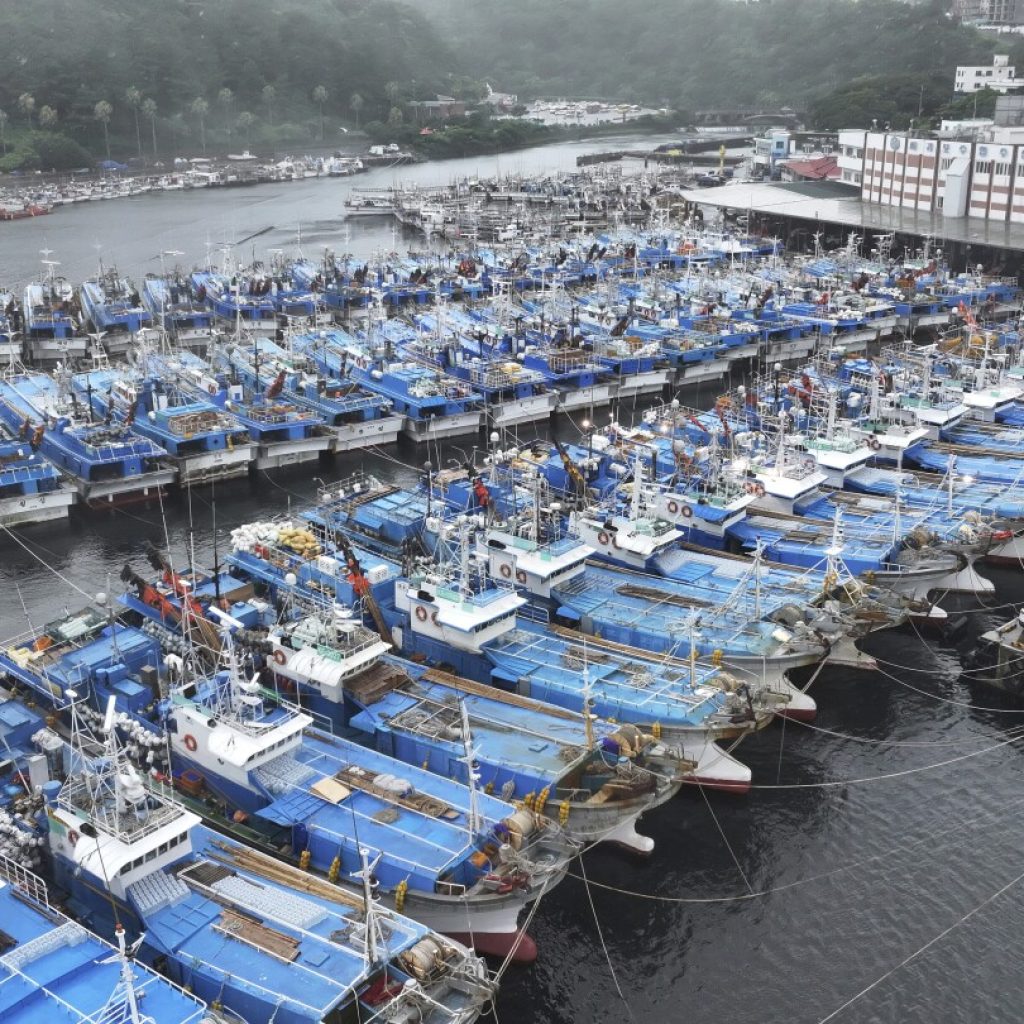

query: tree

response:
[18,93,35,129]
[237,110,255,147]
[0,109,7,156]
[190,97,209,154]
[261,84,276,127]
[312,84,328,140]
[125,86,143,159]
[141,98,158,158]
[38,105,58,129]
[349,91,364,129]
[387,106,404,128]
[384,80,401,117]
[94,100,113,160]
[218,88,234,136]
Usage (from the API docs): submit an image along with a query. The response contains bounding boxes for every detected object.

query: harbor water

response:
[1,137,1023,1024]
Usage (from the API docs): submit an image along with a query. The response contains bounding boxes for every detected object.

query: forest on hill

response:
[0,0,464,169]
[1,0,1020,170]
[419,0,1023,123]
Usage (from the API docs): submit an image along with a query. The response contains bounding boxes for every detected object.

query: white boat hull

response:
[331,414,404,451]
[175,445,255,485]
[555,383,615,412]
[255,435,333,470]
[401,410,483,442]
[79,466,178,505]
[613,369,673,397]
[0,487,76,526]
[486,393,556,428]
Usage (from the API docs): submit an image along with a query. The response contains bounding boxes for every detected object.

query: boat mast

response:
[459,699,483,837]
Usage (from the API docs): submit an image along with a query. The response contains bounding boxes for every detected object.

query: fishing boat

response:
[0,854,213,1024]
[294,329,485,442]
[253,597,684,852]
[147,349,332,470]
[0,433,77,527]
[22,254,87,364]
[216,336,404,449]
[143,273,215,352]
[42,696,495,1023]
[79,265,151,358]
[964,608,1024,694]
[73,362,256,486]
[0,372,175,506]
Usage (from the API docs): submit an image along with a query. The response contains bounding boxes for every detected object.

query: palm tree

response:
[141,98,158,158]
[261,84,276,127]
[94,100,113,160]
[218,88,234,136]
[237,110,255,148]
[0,109,7,155]
[38,105,58,129]
[18,93,35,129]
[312,84,328,141]
[349,91,364,130]
[125,86,143,158]
[190,97,209,154]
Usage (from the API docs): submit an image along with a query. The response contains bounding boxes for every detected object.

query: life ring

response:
[666,499,680,516]
[868,437,881,452]
[597,530,610,545]
[612,533,622,549]
[183,734,198,753]
[515,569,527,584]
[430,609,439,625]
[680,503,693,519]
[415,605,428,622]
[499,563,512,579]
[754,483,766,498]
[744,482,755,495]
[272,649,287,666]
[67,829,79,847]
[207,383,217,395]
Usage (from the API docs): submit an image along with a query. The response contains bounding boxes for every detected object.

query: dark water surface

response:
[1,136,1023,1024]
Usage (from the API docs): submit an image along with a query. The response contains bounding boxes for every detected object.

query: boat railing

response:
[56,777,183,843]
[0,851,51,908]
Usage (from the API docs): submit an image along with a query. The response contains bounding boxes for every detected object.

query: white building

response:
[954,54,1020,94]
[840,126,1024,221]
[837,129,866,186]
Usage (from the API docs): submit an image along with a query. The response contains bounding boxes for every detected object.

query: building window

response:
[975,161,993,174]
[995,162,1011,176]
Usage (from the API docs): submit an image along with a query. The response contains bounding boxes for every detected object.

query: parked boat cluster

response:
[0,220,1023,1022]
[0,152,388,221]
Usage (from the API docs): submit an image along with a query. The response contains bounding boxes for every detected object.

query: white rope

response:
[815,865,1024,1023]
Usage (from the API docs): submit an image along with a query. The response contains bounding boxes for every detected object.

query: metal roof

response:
[683,181,1024,251]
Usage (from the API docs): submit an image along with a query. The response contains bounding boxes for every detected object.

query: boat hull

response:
[0,487,76,526]
[174,444,255,485]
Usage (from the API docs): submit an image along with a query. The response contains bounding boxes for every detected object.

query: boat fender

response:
[666,499,679,516]
[272,650,287,666]
[680,503,693,518]
[499,563,512,579]
[515,569,527,584]
[415,605,428,622]
[183,734,198,752]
